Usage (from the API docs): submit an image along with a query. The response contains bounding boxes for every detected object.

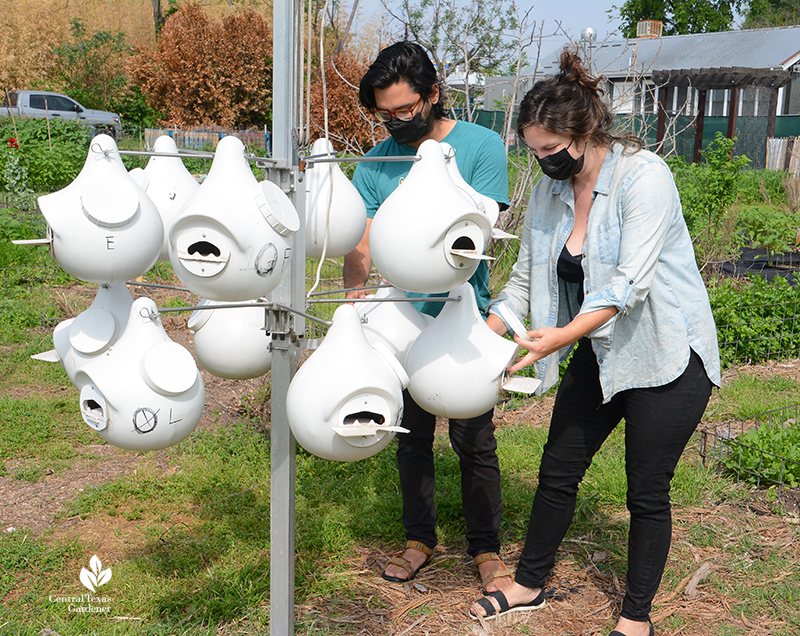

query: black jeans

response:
[396,390,502,558]
[514,340,712,622]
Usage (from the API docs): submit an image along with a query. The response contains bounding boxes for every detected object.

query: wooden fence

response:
[766,137,800,176]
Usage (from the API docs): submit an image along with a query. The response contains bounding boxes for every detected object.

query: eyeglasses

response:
[372,95,424,123]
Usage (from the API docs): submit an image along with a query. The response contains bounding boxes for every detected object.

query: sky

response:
[353,0,622,59]
[507,0,621,56]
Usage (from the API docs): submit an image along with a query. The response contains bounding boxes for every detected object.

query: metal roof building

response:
[486,25,800,118]
[533,24,800,119]
[483,24,800,165]
[538,25,800,76]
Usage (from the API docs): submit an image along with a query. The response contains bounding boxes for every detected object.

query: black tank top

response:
[557,244,584,306]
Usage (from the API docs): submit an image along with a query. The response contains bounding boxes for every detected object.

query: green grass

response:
[710,371,800,420]
[0,397,88,481]
[1,375,798,633]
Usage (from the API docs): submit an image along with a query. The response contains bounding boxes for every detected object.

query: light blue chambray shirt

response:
[489,143,721,402]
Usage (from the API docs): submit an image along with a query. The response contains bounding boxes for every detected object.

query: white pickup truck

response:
[2,90,122,138]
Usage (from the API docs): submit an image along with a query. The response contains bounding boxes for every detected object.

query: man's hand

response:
[345,288,368,302]
[343,218,373,304]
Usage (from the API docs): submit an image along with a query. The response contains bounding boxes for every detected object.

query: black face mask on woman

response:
[384,109,433,146]
[535,139,585,180]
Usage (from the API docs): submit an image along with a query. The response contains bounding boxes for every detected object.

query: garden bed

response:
[720,247,800,284]
[700,403,800,498]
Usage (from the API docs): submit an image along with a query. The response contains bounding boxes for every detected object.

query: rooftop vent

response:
[636,20,663,38]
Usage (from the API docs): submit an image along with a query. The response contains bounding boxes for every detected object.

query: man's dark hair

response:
[359,41,446,119]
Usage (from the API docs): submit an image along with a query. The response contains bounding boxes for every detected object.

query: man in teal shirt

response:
[343,41,511,592]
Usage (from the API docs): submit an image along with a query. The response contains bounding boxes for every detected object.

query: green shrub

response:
[737,204,797,265]
[724,422,800,488]
[668,133,750,233]
[709,275,800,366]
[0,118,89,191]
[736,168,790,206]
[2,150,34,208]
[117,85,164,133]
[667,132,750,273]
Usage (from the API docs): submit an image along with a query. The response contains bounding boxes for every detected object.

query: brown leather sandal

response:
[381,540,434,583]
[473,552,513,593]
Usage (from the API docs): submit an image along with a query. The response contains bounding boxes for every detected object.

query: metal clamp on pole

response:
[265,303,296,341]
[267,166,298,193]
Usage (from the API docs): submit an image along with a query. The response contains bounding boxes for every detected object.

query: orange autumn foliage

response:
[307,52,387,154]
[127,5,272,129]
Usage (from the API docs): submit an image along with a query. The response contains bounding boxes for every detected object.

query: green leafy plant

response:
[116,85,164,133]
[50,17,164,132]
[0,117,88,192]
[668,132,750,275]
[52,17,131,115]
[723,422,800,488]
[737,204,797,265]
[2,147,34,209]
[736,168,790,206]
[709,275,800,366]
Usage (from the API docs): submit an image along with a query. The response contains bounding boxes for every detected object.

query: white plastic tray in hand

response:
[495,302,530,340]
[502,375,542,394]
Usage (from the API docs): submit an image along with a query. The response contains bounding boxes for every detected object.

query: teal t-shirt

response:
[352,120,509,317]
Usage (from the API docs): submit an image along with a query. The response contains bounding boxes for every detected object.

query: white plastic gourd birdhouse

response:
[52,282,134,384]
[168,135,300,301]
[368,139,492,294]
[188,299,272,379]
[129,135,200,262]
[38,134,163,284]
[72,297,205,451]
[404,283,517,419]
[354,286,432,366]
[305,138,367,259]
[440,142,500,228]
[286,304,409,462]
[440,142,518,241]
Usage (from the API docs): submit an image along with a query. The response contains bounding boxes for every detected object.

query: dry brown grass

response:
[0,0,278,95]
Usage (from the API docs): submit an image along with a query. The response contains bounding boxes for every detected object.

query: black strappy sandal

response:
[468,588,546,621]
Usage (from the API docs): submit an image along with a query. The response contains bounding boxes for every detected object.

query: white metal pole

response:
[270,1,305,635]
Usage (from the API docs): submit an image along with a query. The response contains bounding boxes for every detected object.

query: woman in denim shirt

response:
[469,50,720,636]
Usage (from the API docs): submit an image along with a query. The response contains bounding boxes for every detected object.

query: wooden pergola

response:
[651,67,792,162]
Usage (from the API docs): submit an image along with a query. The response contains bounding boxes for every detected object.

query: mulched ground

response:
[297,498,799,636]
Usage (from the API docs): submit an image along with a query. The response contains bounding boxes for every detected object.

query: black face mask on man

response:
[535,139,585,180]
[384,108,433,146]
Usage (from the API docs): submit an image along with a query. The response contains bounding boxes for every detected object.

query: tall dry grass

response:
[0,0,275,94]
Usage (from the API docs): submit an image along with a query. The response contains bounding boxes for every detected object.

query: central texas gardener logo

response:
[80,555,112,592]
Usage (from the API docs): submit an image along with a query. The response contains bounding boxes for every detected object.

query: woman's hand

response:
[508,327,572,373]
[506,307,617,373]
